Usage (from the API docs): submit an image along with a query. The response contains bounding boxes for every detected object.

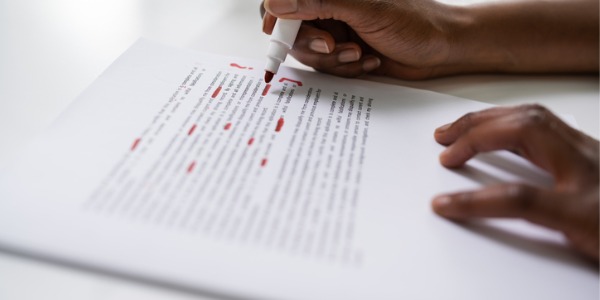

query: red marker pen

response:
[264,19,302,83]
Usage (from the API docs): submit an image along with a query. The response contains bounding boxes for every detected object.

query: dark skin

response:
[432,104,599,261]
[261,0,599,260]
[261,0,598,80]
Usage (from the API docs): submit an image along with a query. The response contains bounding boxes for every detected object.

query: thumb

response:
[264,0,361,21]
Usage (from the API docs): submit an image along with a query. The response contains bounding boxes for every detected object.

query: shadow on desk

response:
[452,221,599,274]
[367,73,599,103]
[442,151,598,273]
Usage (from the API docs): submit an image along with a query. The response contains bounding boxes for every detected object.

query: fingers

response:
[262,0,383,77]
[291,41,358,68]
[316,55,381,78]
[262,12,277,35]
[432,104,600,261]
[264,0,300,16]
[432,183,600,261]
[437,113,525,168]
[434,106,520,146]
[295,19,381,75]
[292,23,336,54]
[263,16,382,77]
[291,39,381,77]
[432,184,565,231]
[434,105,584,175]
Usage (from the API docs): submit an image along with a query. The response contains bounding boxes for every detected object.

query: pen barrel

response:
[270,19,302,49]
[265,19,302,74]
[265,42,287,73]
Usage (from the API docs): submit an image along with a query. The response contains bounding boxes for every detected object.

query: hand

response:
[432,104,599,261]
[262,0,599,79]
[262,0,456,80]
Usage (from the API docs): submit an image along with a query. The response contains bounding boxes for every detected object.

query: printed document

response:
[0,39,596,300]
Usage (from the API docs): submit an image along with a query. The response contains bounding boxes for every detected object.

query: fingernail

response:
[362,57,381,72]
[439,149,451,165]
[266,0,298,14]
[432,196,452,212]
[436,123,451,133]
[338,49,360,63]
[309,39,330,54]
[434,196,452,206]
[262,13,269,33]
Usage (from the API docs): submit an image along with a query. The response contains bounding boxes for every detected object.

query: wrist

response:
[439,4,523,75]
[414,3,496,77]
[440,1,600,75]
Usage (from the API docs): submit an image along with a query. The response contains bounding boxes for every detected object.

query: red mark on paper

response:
[248,138,255,146]
[261,159,268,167]
[279,78,303,86]
[188,124,197,136]
[262,84,271,96]
[230,63,254,70]
[211,86,222,98]
[224,123,232,130]
[187,161,197,174]
[131,138,141,151]
[275,117,285,132]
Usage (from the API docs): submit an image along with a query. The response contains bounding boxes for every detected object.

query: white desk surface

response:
[0,1,597,299]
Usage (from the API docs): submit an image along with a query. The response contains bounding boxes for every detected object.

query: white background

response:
[0,0,597,299]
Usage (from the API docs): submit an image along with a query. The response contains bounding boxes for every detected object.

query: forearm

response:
[445,0,599,74]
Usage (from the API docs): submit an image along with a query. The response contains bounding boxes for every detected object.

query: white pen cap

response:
[265,41,288,74]
[264,19,302,74]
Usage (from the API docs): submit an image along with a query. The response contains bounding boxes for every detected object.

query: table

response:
[0,1,597,299]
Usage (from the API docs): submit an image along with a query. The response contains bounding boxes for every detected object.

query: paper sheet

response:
[86,61,373,263]
[0,39,596,300]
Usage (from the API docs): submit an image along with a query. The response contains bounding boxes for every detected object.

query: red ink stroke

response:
[261,159,268,167]
[224,123,232,130]
[211,86,222,98]
[275,117,285,132]
[230,63,254,70]
[188,124,197,136]
[187,161,197,174]
[131,138,141,151]
[262,84,272,96]
[248,138,255,146]
[278,77,303,86]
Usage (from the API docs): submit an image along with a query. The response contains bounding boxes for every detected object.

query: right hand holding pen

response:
[262,0,599,79]
[262,0,456,80]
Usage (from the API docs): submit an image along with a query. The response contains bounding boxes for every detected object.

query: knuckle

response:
[455,192,475,211]
[519,104,552,128]
[456,112,476,132]
[461,112,475,124]
[294,52,329,70]
[506,184,538,212]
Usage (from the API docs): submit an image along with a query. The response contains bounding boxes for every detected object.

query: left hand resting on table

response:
[432,104,599,261]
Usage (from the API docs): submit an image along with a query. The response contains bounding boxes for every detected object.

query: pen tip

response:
[264,71,274,83]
